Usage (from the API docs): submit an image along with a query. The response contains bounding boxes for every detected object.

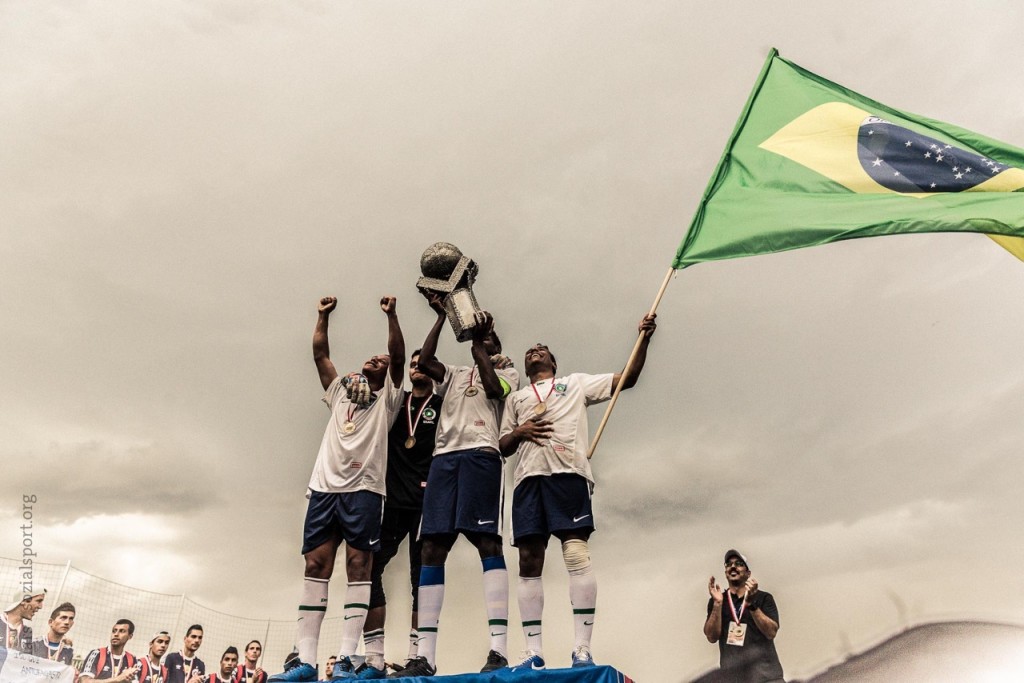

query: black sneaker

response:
[479,650,508,673]
[386,656,435,678]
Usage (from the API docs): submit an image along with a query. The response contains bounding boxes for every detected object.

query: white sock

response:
[407,628,420,660]
[416,566,445,666]
[482,556,509,657]
[517,576,544,657]
[337,582,371,658]
[297,577,329,665]
[568,568,597,650]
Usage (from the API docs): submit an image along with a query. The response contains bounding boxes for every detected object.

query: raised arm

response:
[417,290,448,383]
[745,579,779,640]
[470,312,506,400]
[381,296,405,387]
[611,313,657,390]
[313,297,339,391]
[703,576,724,643]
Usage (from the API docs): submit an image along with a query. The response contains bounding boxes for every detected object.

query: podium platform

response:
[384,665,634,682]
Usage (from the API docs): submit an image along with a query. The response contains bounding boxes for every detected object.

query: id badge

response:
[726,621,747,646]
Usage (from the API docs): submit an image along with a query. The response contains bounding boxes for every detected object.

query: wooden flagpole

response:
[587,266,675,459]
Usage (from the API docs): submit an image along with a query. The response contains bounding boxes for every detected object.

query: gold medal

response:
[404,436,416,449]
[534,402,547,416]
[343,421,356,434]
[465,386,480,397]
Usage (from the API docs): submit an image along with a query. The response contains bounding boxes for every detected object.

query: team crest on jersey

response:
[555,383,567,394]
[422,407,436,421]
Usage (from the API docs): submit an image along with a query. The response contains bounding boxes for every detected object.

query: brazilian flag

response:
[673,49,1024,268]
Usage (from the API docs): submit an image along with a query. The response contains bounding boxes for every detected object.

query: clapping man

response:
[704,550,784,683]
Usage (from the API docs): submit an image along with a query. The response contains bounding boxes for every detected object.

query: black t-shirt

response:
[30,637,74,665]
[81,648,138,680]
[706,591,784,682]
[164,652,206,683]
[385,392,442,510]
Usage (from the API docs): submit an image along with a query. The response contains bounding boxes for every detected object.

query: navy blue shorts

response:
[420,449,504,538]
[302,490,384,554]
[370,507,423,611]
[511,474,594,546]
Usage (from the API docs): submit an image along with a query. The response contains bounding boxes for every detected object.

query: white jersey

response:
[308,375,403,495]
[499,373,613,488]
[434,363,520,455]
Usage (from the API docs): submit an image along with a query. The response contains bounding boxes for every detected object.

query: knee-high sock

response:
[416,566,445,666]
[297,577,329,665]
[481,556,509,657]
[337,582,371,658]
[517,576,544,656]
[568,568,597,649]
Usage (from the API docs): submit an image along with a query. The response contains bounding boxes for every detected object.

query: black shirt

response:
[164,652,206,683]
[385,392,442,510]
[30,637,74,665]
[707,591,784,682]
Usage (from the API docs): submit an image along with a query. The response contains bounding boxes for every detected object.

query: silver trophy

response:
[417,242,482,342]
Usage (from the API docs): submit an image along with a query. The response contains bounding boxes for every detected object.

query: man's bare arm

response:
[470,312,505,399]
[611,313,657,390]
[498,419,552,456]
[381,296,405,387]
[417,291,448,382]
[313,297,339,391]
[704,576,723,643]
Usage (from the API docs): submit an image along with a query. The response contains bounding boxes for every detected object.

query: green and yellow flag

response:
[673,49,1024,268]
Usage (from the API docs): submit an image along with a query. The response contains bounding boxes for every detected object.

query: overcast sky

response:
[3,2,1024,680]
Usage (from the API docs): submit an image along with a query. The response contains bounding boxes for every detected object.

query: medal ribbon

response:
[530,380,556,407]
[726,592,747,624]
[466,368,477,392]
[405,394,430,437]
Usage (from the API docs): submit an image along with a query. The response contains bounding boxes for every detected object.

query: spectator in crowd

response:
[318,656,335,682]
[80,619,139,681]
[30,601,75,665]
[238,640,267,683]
[207,647,239,683]
[2,587,46,652]
[165,624,206,683]
[140,631,171,683]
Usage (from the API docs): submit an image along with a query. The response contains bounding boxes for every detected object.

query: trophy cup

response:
[417,242,483,342]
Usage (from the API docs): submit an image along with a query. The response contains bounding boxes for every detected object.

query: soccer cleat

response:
[330,656,357,680]
[386,656,435,678]
[479,650,508,673]
[508,651,545,673]
[571,645,595,668]
[267,661,317,682]
[355,663,387,680]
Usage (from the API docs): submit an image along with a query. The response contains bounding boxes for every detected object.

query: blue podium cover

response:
[386,664,634,683]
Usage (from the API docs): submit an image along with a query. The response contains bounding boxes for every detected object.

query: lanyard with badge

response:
[726,592,748,646]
